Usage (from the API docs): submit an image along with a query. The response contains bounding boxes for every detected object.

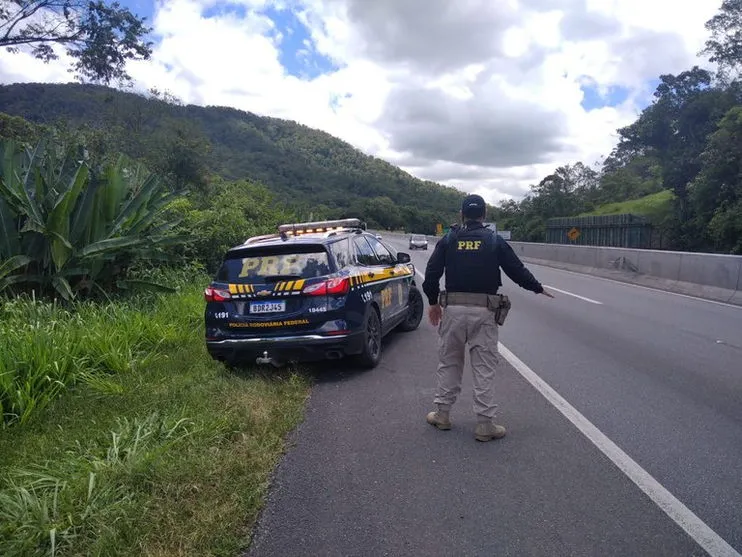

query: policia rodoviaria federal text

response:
[422,194,554,442]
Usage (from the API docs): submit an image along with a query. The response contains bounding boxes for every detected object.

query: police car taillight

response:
[302,277,350,296]
[204,287,231,302]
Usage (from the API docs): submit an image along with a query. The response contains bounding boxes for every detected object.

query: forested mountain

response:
[0,82,467,233]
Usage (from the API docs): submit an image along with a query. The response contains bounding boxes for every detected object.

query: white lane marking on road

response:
[543,285,603,305]
[498,342,741,557]
[415,269,425,281]
[531,263,742,311]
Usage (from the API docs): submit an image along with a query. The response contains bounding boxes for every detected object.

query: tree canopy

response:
[0,0,152,84]
[701,0,742,81]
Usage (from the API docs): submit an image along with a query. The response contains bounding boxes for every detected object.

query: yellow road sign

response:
[436,223,443,235]
[567,227,580,241]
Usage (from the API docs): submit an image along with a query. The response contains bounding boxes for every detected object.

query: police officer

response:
[422,194,554,441]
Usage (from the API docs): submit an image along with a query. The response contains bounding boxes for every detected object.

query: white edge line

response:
[530,263,742,311]
[544,285,602,305]
[415,269,425,281]
[498,342,741,557]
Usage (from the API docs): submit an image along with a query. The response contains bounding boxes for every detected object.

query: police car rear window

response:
[216,245,332,283]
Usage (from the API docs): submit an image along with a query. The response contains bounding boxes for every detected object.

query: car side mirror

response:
[396,252,411,264]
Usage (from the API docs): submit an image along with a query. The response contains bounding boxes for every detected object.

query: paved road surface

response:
[246,233,742,557]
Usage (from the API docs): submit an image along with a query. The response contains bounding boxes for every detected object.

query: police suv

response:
[204,218,424,369]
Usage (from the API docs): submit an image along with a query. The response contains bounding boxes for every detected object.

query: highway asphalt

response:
[245,233,742,557]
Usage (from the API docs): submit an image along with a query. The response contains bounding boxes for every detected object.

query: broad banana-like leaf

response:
[51,275,74,301]
[0,273,29,291]
[146,234,192,247]
[147,218,184,236]
[48,231,73,250]
[102,156,127,224]
[0,142,26,212]
[109,173,161,236]
[77,236,144,258]
[19,140,46,225]
[129,192,183,236]
[88,183,108,246]
[20,218,45,234]
[0,255,31,278]
[69,177,99,246]
[0,255,31,293]
[57,267,91,277]
[48,163,89,271]
[0,197,20,258]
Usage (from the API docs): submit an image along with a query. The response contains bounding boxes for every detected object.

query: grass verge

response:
[0,280,311,556]
[579,190,675,222]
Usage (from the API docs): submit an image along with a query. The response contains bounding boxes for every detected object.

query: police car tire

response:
[397,287,424,332]
[356,305,382,369]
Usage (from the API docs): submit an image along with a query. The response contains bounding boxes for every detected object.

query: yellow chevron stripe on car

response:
[348,266,412,287]
[228,283,256,295]
[293,279,305,290]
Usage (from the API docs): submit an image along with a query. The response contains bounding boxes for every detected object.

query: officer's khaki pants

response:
[434,304,500,419]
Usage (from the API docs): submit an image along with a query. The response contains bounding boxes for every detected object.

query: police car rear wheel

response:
[356,306,382,368]
[398,287,423,332]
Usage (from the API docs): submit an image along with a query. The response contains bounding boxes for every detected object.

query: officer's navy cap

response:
[462,194,486,217]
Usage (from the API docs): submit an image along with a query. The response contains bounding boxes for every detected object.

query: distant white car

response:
[375,234,382,240]
[408,235,428,250]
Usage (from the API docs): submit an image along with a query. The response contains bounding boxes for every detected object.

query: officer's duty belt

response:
[439,291,512,326]
[438,291,491,307]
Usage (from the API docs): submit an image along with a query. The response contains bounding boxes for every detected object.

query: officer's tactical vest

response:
[441,223,503,294]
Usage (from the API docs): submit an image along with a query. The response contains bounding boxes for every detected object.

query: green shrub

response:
[0,138,187,301]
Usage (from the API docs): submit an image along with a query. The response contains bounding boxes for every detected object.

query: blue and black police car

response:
[204,218,424,368]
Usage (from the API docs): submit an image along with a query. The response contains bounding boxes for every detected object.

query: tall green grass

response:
[0,272,311,555]
[579,190,675,222]
[0,267,208,427]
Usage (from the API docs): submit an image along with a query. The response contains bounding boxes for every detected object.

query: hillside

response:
[578,190,675,223]
[0,82,467,233]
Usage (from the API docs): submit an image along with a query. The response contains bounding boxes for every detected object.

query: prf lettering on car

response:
[457,240,482,250]
[238,255,303,277]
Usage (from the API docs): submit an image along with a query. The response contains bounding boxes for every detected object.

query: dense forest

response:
[0,82,467,234]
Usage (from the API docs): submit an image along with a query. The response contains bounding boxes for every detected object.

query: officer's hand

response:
[428,304,442,326]
[539,289,555,299]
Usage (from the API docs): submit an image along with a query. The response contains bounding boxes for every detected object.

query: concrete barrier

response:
[509,242,742,306]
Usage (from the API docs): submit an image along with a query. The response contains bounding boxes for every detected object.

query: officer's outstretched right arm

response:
[422,237,447,306]
[496,237,544,294]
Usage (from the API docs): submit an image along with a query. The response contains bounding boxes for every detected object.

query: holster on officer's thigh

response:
[486,294,511,326]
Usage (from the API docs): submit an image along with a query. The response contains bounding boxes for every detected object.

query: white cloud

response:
[0,0,723,204]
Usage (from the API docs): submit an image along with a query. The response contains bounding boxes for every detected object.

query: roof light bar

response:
[242,233,281,245]
[277,218,364,236]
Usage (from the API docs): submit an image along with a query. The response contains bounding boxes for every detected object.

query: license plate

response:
[250,301,286,314]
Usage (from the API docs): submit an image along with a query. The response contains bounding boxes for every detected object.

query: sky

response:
[0,0,722,205]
